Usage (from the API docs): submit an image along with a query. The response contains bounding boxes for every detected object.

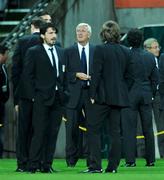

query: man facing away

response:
[121,29,158,167]
[84,20,132,173]
[38,11,52,23]
[11,17,44,172]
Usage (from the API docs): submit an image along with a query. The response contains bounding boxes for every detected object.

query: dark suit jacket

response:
[22,44,67,106]
[90,42,132,107]
[128,48,158,106]
[159,53,164,93]
[65,43,95,109]
[159,53,164,109]
[11,32,41,105]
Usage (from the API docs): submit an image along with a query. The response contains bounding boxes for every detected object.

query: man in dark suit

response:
[38,11,52,23]
[121,29,158,167]
[0,44,9,158]
[23,22,67,173]
[65,23,95,167]
[11,17,43,172]
[158,53,164,158]
[85,20,132,173]
[144,38,164,158]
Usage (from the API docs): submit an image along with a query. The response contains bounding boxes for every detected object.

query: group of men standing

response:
[0,12,163,174]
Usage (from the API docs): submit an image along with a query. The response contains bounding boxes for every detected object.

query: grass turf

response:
[0,159,164,180]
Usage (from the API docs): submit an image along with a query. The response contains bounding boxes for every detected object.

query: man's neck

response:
[78,41,89,46]
[31,29,40,34]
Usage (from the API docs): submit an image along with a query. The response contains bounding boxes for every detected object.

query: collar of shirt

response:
[154,57,159,69]
[77,42,89,58]
[43,43,55,53]
[77,42,89,75]
[1,64,8,85]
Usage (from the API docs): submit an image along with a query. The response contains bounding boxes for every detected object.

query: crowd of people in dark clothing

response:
[0,11,164,174]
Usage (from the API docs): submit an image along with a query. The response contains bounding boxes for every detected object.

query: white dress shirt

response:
[43,43,59,77]
[77,42,89,75]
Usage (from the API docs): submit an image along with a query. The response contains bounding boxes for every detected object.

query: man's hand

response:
[15,105,19,112]
[76,72,91,80]
[90,98,95,104]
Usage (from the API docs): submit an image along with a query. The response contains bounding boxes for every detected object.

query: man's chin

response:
[48,42,55,46]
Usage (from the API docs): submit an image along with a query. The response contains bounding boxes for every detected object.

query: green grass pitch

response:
[0,159,164,180]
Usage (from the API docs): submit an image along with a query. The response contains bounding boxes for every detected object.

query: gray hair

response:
[143,38,158,49]
[76,23,92,35]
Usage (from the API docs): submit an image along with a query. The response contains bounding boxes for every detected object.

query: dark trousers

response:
[122,103,155,163]
[29,92,62,169]
[0,127,4,158]
[65,88,91,166]
[16,99,33,168]
[87,103,121,171]
[0,102,5,158]
[158,110,164,158]
[152,92,164,157]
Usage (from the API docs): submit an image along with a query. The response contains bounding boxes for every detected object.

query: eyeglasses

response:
[147,46,161,50]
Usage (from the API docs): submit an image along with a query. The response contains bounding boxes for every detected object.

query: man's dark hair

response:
[31,17,44,29]
[0,44,8,54]
[40,22,58,35]
[127,28,143,48]
[38,11,51,17]
[100,20,120,43]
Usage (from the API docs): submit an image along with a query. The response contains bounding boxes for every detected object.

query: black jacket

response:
[90,42,132,107]
[65,43,95,108]
[22,44,68,106]
[11,32,41,105]
[128,48,159,105]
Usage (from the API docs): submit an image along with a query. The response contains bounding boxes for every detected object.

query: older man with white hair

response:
[65,23,95,167]
[144,38,164,158]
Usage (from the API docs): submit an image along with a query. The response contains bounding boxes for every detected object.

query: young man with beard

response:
[22,22,68,173]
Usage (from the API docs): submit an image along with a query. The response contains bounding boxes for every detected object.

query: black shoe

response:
[105,169,117,173]
[28,168,37,174]
[41,167,56,173]
[146,162,155,167]
[66,159,78,167]
[122,162,136,167]
[50,167,57,172]
[82,168,103,173]
[15,167,27,172]
[67,163,75,168]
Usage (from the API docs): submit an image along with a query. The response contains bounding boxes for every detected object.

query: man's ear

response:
[0,54,3,62]
[88,32,91,39]
[41,34,44,39]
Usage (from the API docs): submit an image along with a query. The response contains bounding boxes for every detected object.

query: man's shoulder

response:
[119,44,131,52]
[27,44,43,53]
[65,44,78,54]
[142,50,155,61]
[89,43,96,49]
[55,44,63,51]
[66,43,77,50]
[18,34,32,42]
[159,53,164,60]
[18,34,40,43]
